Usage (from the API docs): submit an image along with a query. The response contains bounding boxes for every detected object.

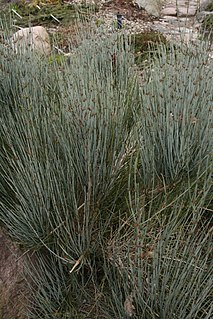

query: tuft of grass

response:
[103,212,212,319]
[134,41,213,186]
[0,21,212,318]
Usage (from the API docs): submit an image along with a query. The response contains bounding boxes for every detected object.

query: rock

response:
[160,0,212,18]
[161,6,177,16]
[161,3,197,17]
[11,26,51,55]
[134,0,163,17]
[177,6,197,17]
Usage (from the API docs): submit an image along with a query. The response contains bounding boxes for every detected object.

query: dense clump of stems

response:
[0,23,212,318]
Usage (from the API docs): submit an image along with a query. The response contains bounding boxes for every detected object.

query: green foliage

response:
[25,252,81,318]
[131,31,167,67]
[48,53,67,64]
[103,214,212,319]
[204,2,213,11]
[0,23,212,318]
[200,3,213,40]
[0,31,138,250]
[0,2,98,28]
[202,15,213,39]
[135,43,213,185]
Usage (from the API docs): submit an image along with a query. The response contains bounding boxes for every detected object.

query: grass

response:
[0,9,212,319]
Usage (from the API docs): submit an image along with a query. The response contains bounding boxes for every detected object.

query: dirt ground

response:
[102,0,156,21]
[0,227,28,319]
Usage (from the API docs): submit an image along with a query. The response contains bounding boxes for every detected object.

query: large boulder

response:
[134,0,164,17]
[11,26,51,55]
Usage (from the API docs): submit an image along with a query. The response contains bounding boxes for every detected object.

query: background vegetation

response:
[0,2,212,318]
[201,2,213,41]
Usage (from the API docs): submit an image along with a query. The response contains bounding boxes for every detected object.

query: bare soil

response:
[0,227,28,319]
[101,0,156,21]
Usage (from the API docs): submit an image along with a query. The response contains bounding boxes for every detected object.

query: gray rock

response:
[11,26,51,55]
[177,6,197,17]
[161,3,197,17]
[161,6,177,16]
[134,0,164,17]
